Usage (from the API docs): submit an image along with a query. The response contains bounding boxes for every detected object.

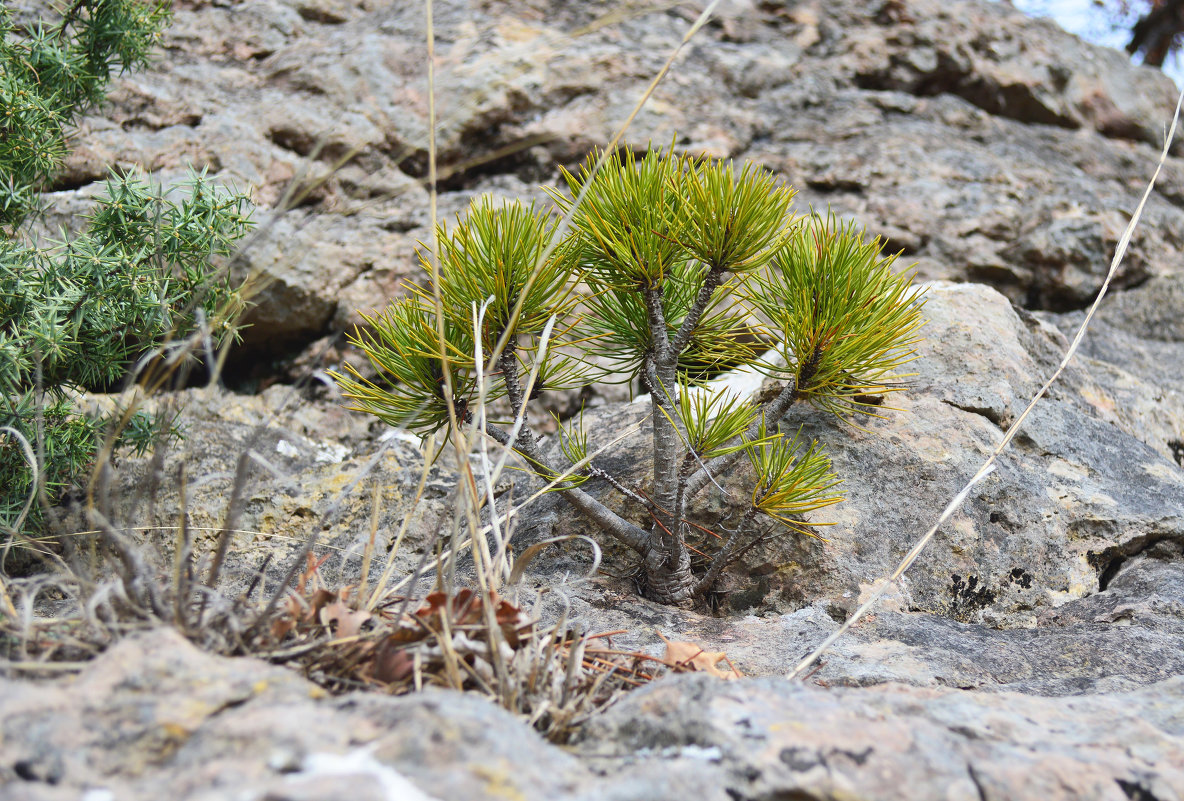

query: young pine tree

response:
[337,146,924,606]
[1,2,253,544]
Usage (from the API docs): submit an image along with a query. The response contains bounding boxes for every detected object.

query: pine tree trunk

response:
[645,353,695,605]
[644,542,695,605]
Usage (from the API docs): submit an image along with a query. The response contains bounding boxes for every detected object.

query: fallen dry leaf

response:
[660,636,743,680]
[320,597,372,638]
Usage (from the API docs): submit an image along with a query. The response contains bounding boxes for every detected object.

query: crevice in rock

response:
[940,399,1008,428]
[293,4,350,25]
[1090,533,1184,591]
[1117,778,1163,801]
[46,173,102,194]
[210,314,343,394]
[1168,439,1184,468]
[206,690,256,719]
[399,135,553,192]
[120,113,203,131]
[805,177,865,195]
[378,217,421,234]
[268,126,358,164]
[967,763,989,801]
[854,58,1082,133]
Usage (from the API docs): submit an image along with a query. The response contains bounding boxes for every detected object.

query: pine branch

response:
[694,505,760,597]
[669,266,724,355]
[673,451,697,544]
[587,464,657,512]
[683,376,799,500]
[497,344,528,417]
[484,423,652,555]
[643,285,671,359]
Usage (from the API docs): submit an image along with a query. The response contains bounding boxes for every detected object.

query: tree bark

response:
[1128,0,1184,67]
[642,285,695,604]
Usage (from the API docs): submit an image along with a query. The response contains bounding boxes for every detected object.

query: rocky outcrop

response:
[4,597,1184,801]
[7,0,1184,798]
[47,0,1183,359]
[83,280,1184,627]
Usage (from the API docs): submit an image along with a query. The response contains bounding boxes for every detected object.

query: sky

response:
[1007,0,1184,87]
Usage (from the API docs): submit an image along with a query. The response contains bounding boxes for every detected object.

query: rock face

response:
[7,0,1184,799]
[49,0,1183,358]
[3,616,1184,801]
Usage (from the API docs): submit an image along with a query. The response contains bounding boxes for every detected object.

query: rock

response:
[507,282,1184,629]
[39,0,1184,365]
[1042,274,1184,465]
[10,1,1184,799]
[1088,272,1184,343]
[519,541,1184,697]
[0,629,593,801]
[843,0,1180,143]
[5,614,1184,800]
[576,672,1184,801]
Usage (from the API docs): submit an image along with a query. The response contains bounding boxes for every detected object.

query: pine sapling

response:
[337,145,925,606]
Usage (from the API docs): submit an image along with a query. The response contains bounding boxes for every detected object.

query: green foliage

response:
[338,297,481,435]
[1,2,253,543]
[338,200,590,435]
[577,257,758,382]
[743,420,844,530]
[669,382,758,460]
[747,213,926,418]
[676,156,795,272]
[341,143,926,604]
[1,170,252,537]
[432,198,578,350]
[551,146,684,289]
[1,0,170,230]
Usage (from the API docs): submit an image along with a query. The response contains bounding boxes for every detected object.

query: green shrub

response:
[337,145,924,606]
[1,2,253,544]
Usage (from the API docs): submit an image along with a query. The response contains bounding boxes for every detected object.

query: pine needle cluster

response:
[1,3,253,547]
[339,144,925,605]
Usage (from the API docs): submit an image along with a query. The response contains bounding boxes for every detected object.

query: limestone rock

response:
[9,1,1184,799]
[41,0,1184,361]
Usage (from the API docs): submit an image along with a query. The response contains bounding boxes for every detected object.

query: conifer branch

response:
[694,505,760,597]
[683,376,800,501]
[669,266,724,355]
[484,423,652,554]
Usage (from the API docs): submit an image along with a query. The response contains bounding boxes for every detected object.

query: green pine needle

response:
[746,212,926,419]
[744,421,844,530]
[550,144,685,289]
[667,379,761,459]
[333,297,481,435]
[431,198,580,350]
[678,156,796,273]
